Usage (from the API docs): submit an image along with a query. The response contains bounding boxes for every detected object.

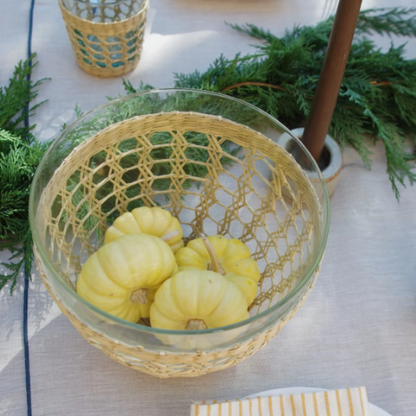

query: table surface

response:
[1,0,416,415]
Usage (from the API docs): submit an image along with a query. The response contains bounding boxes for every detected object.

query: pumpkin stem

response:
[202,238,226,275]
[130,288,148,304]
[186,319,208,330]
[161,230,181,242]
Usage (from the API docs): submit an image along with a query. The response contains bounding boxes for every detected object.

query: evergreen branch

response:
[227,22,277,44]
[0,53,49,141]
[0,55,50,294]
[0,251,25,293]
[0,129,49,294]
[122,79,154,94]
[356,7,416,37]
[171,8,416,199]
[0,226,33,294]
[221,82,286,93]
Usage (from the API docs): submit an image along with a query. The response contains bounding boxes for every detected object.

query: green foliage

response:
[0,54,48,142]
[356,7,416,37]
[0,55,50,293]
[172,8,416,198]
[0,129,49,292]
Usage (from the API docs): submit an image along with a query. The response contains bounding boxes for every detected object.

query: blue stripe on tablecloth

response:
[23,264,32,416]
[23,0,36,415]
[24,0,35,133]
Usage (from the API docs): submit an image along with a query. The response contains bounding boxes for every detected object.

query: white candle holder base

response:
[279,127,343,198]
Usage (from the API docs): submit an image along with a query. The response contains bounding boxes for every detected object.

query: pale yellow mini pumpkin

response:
[175,235,260,305]
[77,234,177,322]
[150,270,249,331]
[104,206,184,253]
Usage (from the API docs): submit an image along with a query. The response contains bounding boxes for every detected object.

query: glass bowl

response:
[29,89,330,377]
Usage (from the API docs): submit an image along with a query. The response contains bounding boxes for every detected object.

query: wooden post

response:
[302,0,363,162]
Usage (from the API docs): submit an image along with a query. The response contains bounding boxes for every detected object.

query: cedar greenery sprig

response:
[0,129,49,293]
[0,54,49,292]
[0,54,48,142]
[171,7,416,198]
[355,7,416,36]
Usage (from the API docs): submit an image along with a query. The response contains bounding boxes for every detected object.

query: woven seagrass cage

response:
[33,107,325,378]
[59,0,148,78]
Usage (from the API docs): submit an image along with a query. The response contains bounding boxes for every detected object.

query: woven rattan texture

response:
[35,247,318,377]
[59,0,148,78]
[35,111,322,376]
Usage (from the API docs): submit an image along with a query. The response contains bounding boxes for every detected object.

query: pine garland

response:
[165,7,416,198]
[0,55,49,293]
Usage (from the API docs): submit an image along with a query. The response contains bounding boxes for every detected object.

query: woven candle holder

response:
[30,90,329,377]
[59,0,148,78]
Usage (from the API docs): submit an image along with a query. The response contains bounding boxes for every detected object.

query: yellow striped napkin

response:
[191,387,369,416]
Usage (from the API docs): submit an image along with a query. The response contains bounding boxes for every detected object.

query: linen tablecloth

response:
[1,0,416,415]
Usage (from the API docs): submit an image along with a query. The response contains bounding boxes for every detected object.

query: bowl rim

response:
[29,88,330,336]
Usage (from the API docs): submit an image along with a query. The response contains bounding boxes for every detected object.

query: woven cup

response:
[59,0,149,78]
[30,90,330,377]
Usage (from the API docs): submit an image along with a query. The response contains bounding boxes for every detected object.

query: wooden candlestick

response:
[302,0,362,162]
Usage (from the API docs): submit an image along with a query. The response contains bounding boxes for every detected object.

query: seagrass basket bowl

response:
[30,89,330,378]
[59,0,148,78]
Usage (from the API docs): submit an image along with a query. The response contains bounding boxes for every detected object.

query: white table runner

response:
[1,0,416,415]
